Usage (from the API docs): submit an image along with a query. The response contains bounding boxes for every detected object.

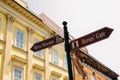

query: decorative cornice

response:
[2,0,53,34]
[11,55,27,64]
[51,71,62,77]
[33,63,45,71]
[6,13,15,23]
[27,27,35,34]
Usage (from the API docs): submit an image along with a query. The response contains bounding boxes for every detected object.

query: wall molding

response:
[11,55,27,64]
[33,63,45,71]
[51,71,62,77]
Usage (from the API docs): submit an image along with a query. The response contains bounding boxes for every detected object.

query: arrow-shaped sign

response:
[31,27,113,51]
[70,27,113,50]
[31,35,64,52]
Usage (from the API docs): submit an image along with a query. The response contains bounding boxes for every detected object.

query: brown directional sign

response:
[31,35,64,52]
[70,27,113,50]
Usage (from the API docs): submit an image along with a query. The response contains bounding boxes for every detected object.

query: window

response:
[35,51,42,58]
[16,29,24,49]
[52,49,58,65]
[35,74,42,80]
[14,67,23,80]
[64,56,68,69]
[34,39,42,57]
[91,73,96,80]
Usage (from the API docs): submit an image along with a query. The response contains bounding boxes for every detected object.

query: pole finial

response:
[62,21,67,26]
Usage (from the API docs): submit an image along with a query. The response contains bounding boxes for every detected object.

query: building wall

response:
[0,11,7,80]
[74,62,113,80]
[0,0,114,80]
[0,1,68,80]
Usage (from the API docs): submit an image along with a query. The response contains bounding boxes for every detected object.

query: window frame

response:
[15,29,25,49]
[13,67,23,80]
[52,49,58,65]
[35,73,42,80]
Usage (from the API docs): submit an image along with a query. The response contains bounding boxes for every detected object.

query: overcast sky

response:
[24,0,120,79]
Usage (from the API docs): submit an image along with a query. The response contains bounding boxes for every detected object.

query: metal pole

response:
[63,21,74,80]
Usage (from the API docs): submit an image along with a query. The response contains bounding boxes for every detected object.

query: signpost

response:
[31,35,64,52]
[63,21,74,80]
[31,20,113,80]
[70,27,113,50]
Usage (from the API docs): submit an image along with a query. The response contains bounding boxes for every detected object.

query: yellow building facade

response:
[0,0,68,80]
[0,0,118,80]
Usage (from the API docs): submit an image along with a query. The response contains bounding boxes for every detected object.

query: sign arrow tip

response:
[105,27,114,38]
